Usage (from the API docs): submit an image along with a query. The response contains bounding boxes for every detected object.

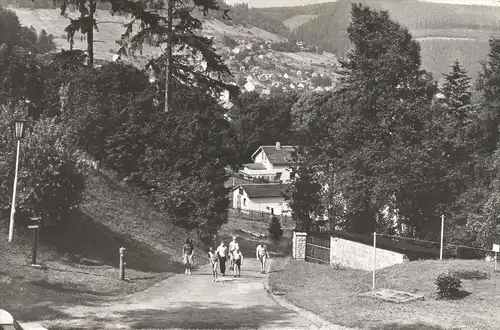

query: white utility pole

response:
[440,215,444,260]
[8,139,21,242]
[372,231,377,290]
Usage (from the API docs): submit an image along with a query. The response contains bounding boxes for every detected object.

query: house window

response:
[275,172,282,181]
[271,208,274,215]
[290,172,295,180]
[243,198,247,206]
[239,188,243,195]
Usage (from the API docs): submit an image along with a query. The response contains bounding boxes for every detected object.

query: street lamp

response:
[8,120,26,242]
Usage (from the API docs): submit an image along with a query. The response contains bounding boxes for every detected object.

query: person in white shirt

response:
[216,241,228,275]
[182,238,195,275]
[232,248,244,277]
[256,241,270,274]
[228,236,239,271]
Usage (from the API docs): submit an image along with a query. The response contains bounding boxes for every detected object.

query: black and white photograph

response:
[1,0,500,329]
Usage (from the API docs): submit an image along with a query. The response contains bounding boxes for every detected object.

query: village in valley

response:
[202,19,341,96]
[218,39,339,95]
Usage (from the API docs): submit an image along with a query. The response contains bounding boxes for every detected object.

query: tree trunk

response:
[165,0,174,112]
[88,0,96,67]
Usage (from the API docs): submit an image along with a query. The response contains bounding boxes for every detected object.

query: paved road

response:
[41,258,338,329]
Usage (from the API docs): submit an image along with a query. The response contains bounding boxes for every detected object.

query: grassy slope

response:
[269,258,500,329]
[0,168,206,322]
[9,7,286,64]
[10,7,157,66]
[283,14,319,30]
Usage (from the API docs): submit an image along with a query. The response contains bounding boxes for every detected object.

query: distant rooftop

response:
[243,163,267,170]
[235,183,290,198]
[253,145,295,166]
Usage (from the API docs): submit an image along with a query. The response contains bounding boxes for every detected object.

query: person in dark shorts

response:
[182,238,194,275]
[216,241,228,275]
[232,248,244,277]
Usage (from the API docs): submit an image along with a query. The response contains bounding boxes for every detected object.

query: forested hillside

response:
[0,0,111,9]
[256,0,500,81]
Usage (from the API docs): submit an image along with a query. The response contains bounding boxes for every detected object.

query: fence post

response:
[293,231,307,260]
[119,247,126,281]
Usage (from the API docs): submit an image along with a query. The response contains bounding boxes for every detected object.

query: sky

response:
[222,0,500,8]
[222,0,338,8]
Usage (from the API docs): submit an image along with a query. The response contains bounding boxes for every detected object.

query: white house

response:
[244,81,255,92]
[231,183,291,216]
[239,143,296,183]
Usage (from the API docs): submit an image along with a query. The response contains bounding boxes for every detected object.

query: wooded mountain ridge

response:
[3,0,499,82]
[224,0,500,82]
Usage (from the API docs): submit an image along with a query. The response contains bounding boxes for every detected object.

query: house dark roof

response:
[252,146,295,166]
[243,163,267,170]
[238,184,290,198]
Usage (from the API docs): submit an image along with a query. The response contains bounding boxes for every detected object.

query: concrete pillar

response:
[292,231,307,260]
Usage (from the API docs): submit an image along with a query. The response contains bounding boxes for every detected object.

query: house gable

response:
[252,146,294,166]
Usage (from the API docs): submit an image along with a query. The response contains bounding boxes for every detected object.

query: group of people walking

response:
[181,236,270,282]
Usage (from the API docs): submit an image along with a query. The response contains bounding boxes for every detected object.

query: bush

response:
[435,272,462,299]
[269,216,283,241]
[0,110,86,227]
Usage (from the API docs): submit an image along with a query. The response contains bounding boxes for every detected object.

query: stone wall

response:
[329,236,405,271]
[292,231,307,260]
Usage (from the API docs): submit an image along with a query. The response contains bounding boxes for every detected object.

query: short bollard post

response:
[119,247,126,281]
[28,216,42,267]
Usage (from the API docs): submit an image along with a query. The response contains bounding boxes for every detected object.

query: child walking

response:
[208,246,219,282]
[256,241,270,274]
[232,248,244,277]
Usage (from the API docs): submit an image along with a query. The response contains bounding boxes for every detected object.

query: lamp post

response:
[8,120,26,242]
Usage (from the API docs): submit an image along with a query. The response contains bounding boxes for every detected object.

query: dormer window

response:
[239,188,243,195]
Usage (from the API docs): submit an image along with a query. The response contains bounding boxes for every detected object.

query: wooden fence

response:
[228,207,290,225]
[305,232,330,264]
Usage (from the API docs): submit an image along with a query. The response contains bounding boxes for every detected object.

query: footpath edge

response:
[263,265,358,330]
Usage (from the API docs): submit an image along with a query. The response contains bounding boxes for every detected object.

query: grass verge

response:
[268,258,500,330]
[0,168,206,322]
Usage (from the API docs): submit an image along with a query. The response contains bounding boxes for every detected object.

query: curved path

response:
[41,258,341,329]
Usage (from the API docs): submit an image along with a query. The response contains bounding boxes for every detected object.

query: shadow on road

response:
[120,302,305,329]
[369,323,462,330]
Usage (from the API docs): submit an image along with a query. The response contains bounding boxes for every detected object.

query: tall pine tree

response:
[440,60,472,122]
[329,4,436,235]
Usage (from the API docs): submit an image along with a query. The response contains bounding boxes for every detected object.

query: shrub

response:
[0,111,86,227]
[269,216,283,241]
[435,272,462,299]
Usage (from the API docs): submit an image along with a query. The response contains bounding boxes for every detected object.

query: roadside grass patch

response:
[0,168,205,322]
[269,258,500,329]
